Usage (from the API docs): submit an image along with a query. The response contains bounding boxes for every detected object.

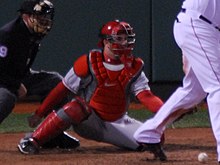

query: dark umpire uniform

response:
[0,16,62,119]
[0,0,80,149]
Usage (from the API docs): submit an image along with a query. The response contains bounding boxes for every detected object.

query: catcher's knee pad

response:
[57,97,92,124]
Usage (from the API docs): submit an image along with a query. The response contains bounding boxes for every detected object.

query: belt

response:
[181,8,220,31]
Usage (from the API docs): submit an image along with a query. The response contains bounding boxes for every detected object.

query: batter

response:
[134,0,220,163]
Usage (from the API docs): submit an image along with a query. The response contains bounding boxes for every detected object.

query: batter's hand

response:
[27,113,42,128]
[17,83,27,98]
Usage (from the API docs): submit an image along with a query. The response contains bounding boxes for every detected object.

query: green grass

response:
[168,109,210,128]
[128,108,210,128]
[0,113,34,133]
[0,107,211,133]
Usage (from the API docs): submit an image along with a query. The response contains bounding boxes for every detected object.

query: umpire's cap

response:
[18,0,54,16]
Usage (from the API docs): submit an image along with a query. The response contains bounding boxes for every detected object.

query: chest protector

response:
[88,50,143,121]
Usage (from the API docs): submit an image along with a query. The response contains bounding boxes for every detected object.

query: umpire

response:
[0,0,79,149]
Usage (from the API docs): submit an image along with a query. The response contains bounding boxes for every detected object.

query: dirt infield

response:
[0,128,217,165]
[0,102,217,165]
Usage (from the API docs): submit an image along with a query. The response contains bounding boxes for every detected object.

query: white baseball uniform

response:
[134,0,220,162]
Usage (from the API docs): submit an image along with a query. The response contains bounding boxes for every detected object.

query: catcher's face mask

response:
[107,22,135,58]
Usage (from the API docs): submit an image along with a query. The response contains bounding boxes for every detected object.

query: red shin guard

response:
[32,111,71,145]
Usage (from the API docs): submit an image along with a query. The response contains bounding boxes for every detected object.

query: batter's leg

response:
[134,68,206,143]
[206,91,220,161]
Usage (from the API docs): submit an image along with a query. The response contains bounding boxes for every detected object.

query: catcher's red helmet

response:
[98,20,135,57]
[98,20,120,40]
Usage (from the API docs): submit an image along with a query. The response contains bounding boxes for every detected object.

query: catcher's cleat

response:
[141,143,167,161]
[42,132,80,149]
[17,137,39,154]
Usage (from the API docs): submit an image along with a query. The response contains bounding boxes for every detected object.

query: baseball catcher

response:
[18,20,164,157]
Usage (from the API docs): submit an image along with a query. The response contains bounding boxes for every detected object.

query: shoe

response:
[42,132,80,149]
[142,143,167,161]
[18,137,39,154]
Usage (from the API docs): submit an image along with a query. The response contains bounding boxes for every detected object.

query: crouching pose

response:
[0,0,79,150]
[18,20,164,156]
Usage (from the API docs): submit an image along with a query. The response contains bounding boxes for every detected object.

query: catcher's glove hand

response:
[27,113,42,128]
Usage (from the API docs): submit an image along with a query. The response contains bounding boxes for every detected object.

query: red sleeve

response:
[35,82,70,118]
[136,90,163,113]
[73,54,89,77]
